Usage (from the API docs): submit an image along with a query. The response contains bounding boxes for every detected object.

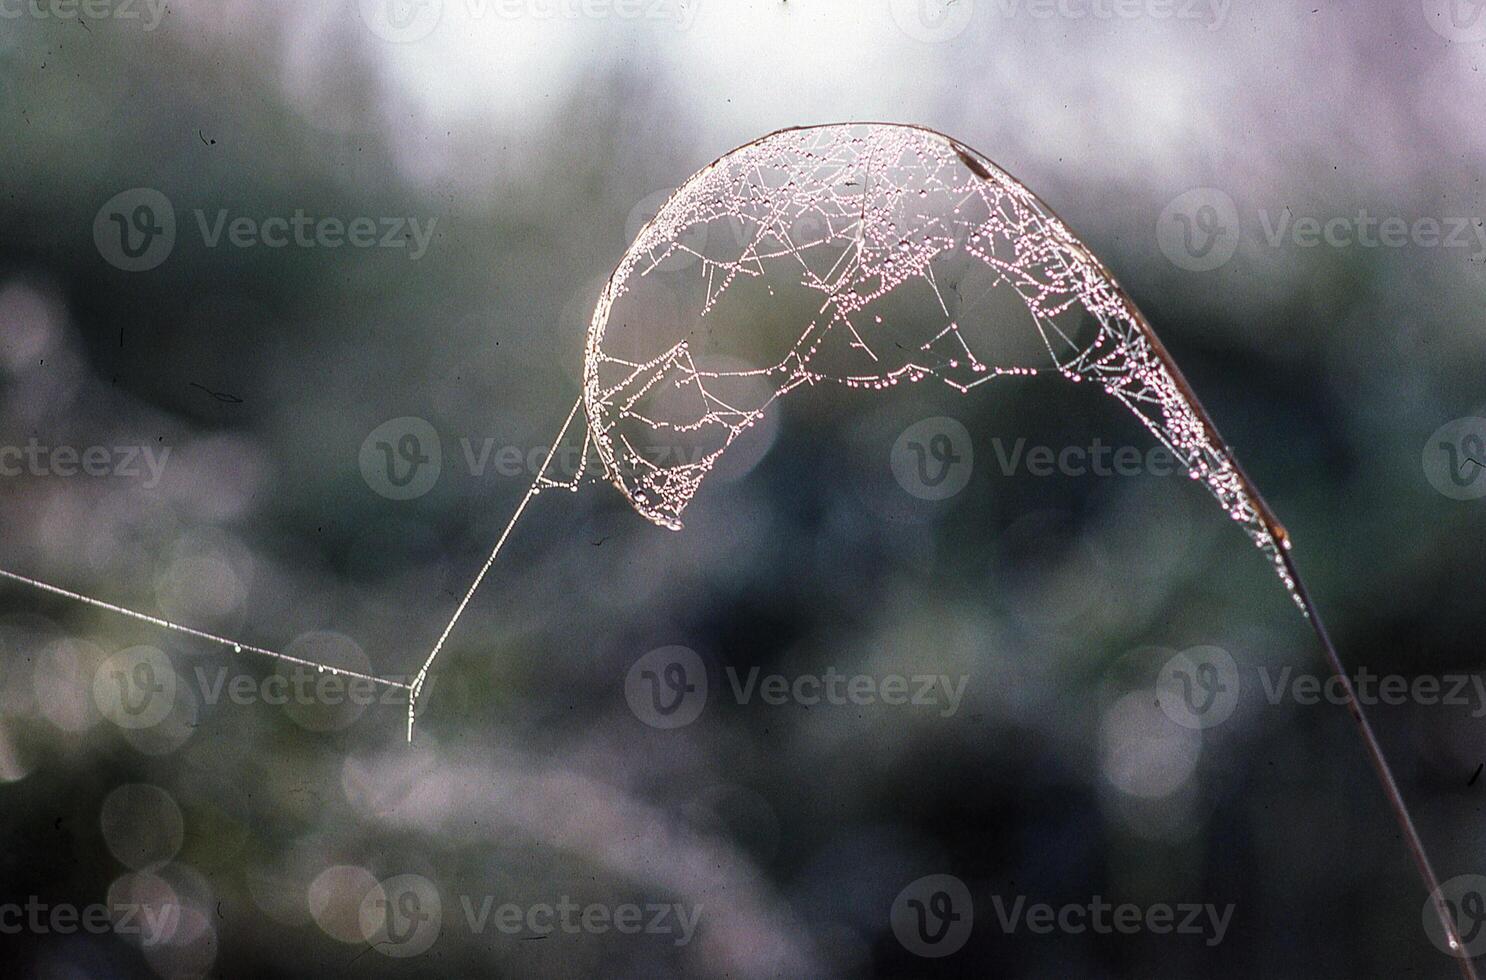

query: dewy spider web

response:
[578,123,1297,600]
[0,123,1473,971]
[2,123,1305,729]
[412,123,1306,741]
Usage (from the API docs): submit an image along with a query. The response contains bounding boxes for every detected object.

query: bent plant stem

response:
[1088,269,1470,969]
[1089,256,1473,973]
[1278,548,1476,978]
[1153,318,1470,973]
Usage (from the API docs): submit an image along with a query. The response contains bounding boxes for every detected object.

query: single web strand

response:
[0,566,409,691]
[0,398,597,734]
[406,393,588,740]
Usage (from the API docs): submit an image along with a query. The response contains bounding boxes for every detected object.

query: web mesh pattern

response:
[0,123,1304,741]
[582,123,1297,604]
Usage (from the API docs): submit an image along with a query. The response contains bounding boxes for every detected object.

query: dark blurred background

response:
[2,1,1485,977]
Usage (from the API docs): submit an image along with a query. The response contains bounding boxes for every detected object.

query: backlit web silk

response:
[578,123,1297,602]
[0,123,1303,744]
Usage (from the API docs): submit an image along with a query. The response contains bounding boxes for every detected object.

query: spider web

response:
[579,122,1298,605]
[0,123,1303,743]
